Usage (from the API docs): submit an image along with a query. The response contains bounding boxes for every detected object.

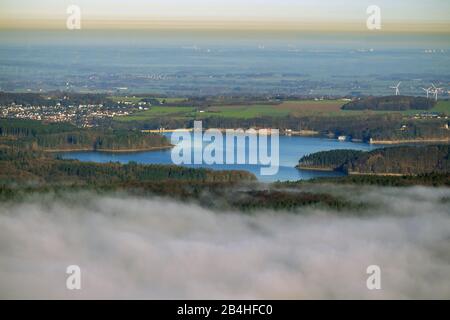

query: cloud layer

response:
[0,187,449,299]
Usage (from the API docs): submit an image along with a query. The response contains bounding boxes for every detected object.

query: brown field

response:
[278,100,345,112]
[199,100,348,118]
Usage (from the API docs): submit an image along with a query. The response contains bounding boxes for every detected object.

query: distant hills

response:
[342,96,436,111]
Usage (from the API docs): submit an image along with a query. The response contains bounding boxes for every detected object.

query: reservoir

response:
[60,135,382,182]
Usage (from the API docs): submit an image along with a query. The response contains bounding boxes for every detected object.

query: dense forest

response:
[111,113,450,143]
[298,145,450,175]
[0,147,361,211]
[2,146,449,212]
[345,145,450,175]
[309,173,450,187]
[0,119,171,151]
[0,147,255,186]
[297,149,365,171]
[342,96,436,111]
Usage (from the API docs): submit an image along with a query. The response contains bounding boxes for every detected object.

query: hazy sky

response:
[1,0,449,31]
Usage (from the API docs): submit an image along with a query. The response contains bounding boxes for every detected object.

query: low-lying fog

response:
[0,187,449,299]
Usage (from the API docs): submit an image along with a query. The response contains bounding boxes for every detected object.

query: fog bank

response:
[0,187,449,299]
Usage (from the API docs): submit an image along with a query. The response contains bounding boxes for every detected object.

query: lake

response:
[60,135,382,182]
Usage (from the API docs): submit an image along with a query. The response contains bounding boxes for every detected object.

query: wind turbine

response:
[421,87,432,99]
[431,83,443,101]
[390,82,401,96]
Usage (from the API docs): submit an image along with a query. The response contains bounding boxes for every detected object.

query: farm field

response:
[115,106,196,122]
[279,99,343,112]
[109,96,144,104]
[109,96,188,104]
[114,98,450,123]
[115,99,352,122]
[431,100,450,115]
[197,104,290,119]
[385,100,450,116]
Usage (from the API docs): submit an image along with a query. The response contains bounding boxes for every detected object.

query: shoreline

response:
[44,145,173,153]
[298,166,417,177]
[149,127,450,146]
[159,129,450,145]
[348,171,408,177]
[370,138,450,145]
[296,166,336,172]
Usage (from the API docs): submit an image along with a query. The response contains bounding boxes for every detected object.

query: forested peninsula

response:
[0,119,171,152]
[298,145,450,176]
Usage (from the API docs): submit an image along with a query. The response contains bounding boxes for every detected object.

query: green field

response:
[431,100,450,115]
[109,96,144,104]
[383,100,450,116]
[115,106,196,122]
[156,97,188,104]
[114,99,450,123]
[109,96,188,104]
[197,104,292,119]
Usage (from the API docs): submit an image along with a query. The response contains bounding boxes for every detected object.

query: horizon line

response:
[1,19,450,34]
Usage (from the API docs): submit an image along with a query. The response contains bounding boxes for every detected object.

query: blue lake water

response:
[60,135,382,182]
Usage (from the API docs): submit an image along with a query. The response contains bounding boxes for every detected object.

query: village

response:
[0,101,133,127]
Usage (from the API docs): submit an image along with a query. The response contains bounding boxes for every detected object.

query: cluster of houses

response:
[0,102,133,126]
[412,112,448,120]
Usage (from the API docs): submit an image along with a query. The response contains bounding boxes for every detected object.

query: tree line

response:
[298,145,450,175]
[0,119,170,151]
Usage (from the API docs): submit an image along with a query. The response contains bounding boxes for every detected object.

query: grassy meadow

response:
[113,96,450,123]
